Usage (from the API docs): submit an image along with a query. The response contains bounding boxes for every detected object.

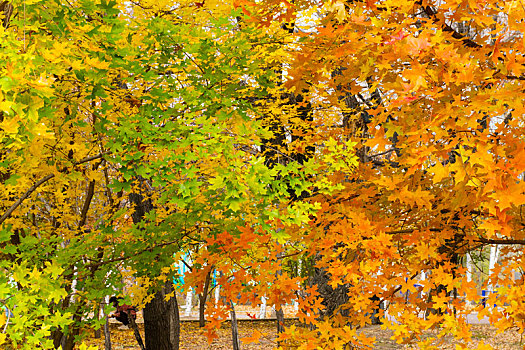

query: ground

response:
[81,302,525,349]
[83,320,525,349]
[362,325,524,349]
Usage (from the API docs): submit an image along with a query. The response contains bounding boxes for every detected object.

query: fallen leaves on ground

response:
[82,322,525,349]
[362,325,524,349]
[83,320,289,350]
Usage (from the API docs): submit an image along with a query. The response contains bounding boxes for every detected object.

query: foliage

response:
[0,0,321,348]
[247,0,525,348]
[1,0,525,349]
[201,0,525,348]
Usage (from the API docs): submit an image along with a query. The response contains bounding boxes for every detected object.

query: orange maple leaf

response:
[241,330,264,344]
[405,35,431,55]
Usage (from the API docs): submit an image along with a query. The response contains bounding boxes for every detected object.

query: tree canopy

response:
[0,0,525,349]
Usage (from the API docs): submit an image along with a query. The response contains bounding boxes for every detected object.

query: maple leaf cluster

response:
[0,0,524,349]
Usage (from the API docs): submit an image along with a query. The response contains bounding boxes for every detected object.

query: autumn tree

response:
[2,0,525,349]
[198,0,525,349]
[0,0,316,349]
[262,0,525,348]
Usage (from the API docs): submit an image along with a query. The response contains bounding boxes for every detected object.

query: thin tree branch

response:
[475,237,525,245]
[387,227,525,245]
[78,180,96,228]
[0,174,55,226]
[416,1,482,49]
[75,152,110,166]
[386,228,443,234]
[0,153,107,226]
[505,75,525,81]
[368,148,398,158]
[83,228,198,270]
[78,160,104,228]
[181,258,193,272]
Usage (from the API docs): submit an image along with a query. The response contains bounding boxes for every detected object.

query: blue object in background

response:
[399,284,424,299]
[4,306,13,318]
[173,253,217,288]
[481,290,497,307]
[174,253,191,286]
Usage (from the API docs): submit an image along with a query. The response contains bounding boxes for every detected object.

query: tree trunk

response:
[125,308,145,350]
[198,268,212,328]
[274,253,286,344]
[0,1,13,28]
[230,301,240,350]
[309,264,349,320]
[104,316,112,350]
[143,281,180,350]
[62,313,82,350]
[94,301,102,339]
[130,180,180,350]
[275,307,285,347]
[52,296,70,348]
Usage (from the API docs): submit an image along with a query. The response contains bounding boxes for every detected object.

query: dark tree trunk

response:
[273,253,287,342]
[130,179,180,350]
[302,80,380,325]
[275,307,285,347]
[143,281,180,350]
[52,271,73,348]
[127,309,145,350]
[198,269,212,328]
[52,319,65,348]
[230,301,240,350]
[62,313,82,350]
[309,265,349,320]
[171,292,181,350]
[104,315,112,350]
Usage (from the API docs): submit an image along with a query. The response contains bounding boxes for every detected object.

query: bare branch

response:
[386,227,525,245]
[386,228,442,235]
[83,226,199,271]
[476,237,525,245]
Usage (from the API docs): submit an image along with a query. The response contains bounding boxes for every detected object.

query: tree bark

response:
[274,253,286,344]
[275,307,285,347]
[230,301,240,350]
[127,309,145,350]
[130,179,180,350]
[198,268,212,328]
[171,292,181,350]
[143,281,180,350]
[104,316,112,350]
[62,313,82,350]
[0,1,12,28]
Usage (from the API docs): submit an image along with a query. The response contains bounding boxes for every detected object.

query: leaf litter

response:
[83,320,524,349]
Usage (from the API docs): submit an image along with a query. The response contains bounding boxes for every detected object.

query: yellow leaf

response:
[334,1,347,22]
[0,116,19,134]
[29,74,55,92]
[432,161,448,183]
[325,1,347,22]
[474,341,494,350]
[85,57,110,70]
[0,101,15,114]
[77,343,98,350]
